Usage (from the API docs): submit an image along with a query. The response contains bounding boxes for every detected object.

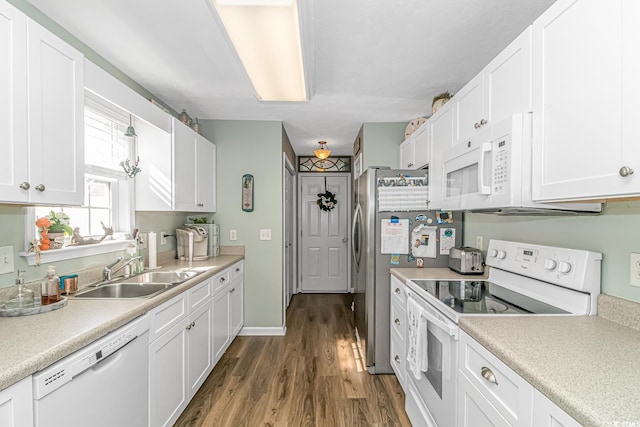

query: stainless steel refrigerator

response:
[352,167,463,374]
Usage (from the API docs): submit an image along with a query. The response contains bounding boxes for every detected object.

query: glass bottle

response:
[44,266,60,304]
[5,270,34,309]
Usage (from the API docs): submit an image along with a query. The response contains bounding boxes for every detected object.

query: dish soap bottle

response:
[5,270,34,309]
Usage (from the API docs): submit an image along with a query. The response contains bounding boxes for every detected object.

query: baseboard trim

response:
[238,326,287,336]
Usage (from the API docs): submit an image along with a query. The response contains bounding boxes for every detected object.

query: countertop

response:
[391,267,640,426]
[0,255,243,391]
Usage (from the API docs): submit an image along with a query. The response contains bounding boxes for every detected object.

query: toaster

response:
[448,246,484,275]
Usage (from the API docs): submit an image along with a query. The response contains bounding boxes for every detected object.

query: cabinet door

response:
[412,123,429,169]
[212,287,231,363]
[196,135,216,212]
[454,72,485,144]
[532,0,632,201]
[149,318,189,427]
[230,279,243,337]
[399,138,413,169]
[27,20,84,206]
[173,119,198,211]
[135,120,173,210]
[484,27,532,125]
[428,101,454,210]
[0,377,33,427]
[532,391,581,427]
[187,302,213,399]
[0,3,28,203]
[458,372,510,427]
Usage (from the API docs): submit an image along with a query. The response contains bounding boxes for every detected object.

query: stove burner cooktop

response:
[408,279,569,316]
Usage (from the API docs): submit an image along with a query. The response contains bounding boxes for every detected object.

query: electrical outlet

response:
[259,229,272,241]
[140,233,148,249]
[476,235,483,251]
[0,246,14,275]
[160,232,167,245]
[630,253,640,287]
[230,229,237,241]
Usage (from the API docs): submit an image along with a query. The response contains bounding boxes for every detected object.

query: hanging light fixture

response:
[124,114,137,138]
[314,141,331,160]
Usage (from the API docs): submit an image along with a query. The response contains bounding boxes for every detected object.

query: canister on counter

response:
[59,274,79,295]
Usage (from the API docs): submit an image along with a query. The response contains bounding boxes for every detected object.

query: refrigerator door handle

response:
[352,203,362,267]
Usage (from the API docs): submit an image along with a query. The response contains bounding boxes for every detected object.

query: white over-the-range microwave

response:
[441,113,601,214]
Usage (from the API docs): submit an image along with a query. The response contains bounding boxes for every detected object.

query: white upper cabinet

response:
[428,101,454,210]
[174,119,217,212]
[399,121,430,170]
[532,0,639,201]
[137,118,216,212]
[0,3,84,205]
[454,27,532,145]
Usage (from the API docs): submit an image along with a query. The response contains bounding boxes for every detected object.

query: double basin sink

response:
[74,271,201,299]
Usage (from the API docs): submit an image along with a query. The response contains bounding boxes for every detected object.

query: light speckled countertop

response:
[392,268,640,426]
[0,255,243,391]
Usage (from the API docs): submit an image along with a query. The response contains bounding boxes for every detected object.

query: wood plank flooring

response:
[175,293,411,427]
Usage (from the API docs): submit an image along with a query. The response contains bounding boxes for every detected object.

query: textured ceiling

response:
[27,0,556,155]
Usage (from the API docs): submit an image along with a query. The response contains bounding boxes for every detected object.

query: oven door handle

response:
[421,309,459,341]
[478,142,493,195]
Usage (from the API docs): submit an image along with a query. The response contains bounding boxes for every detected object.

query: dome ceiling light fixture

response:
[314,141,331,160]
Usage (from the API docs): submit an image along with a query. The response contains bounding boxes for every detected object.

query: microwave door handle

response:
[478,142,493,195]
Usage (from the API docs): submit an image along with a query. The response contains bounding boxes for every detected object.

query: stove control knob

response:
[497,250,507,260]
[558,261,572,274]
[544,259,557,271]
[489,249,498,258]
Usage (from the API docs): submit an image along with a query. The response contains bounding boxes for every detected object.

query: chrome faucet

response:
[102,256,143,282]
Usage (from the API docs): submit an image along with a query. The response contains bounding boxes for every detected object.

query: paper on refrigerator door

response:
[411,224,437,258]
[381,219,409,254]
[439,227,456,255]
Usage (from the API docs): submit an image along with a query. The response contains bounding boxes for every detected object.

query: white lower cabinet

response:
[212,285,231,364]
[213,260,244,363]
[459,331,580,427]
[0,376,33,427]
[187,301,213,397]
[389,275,407,388]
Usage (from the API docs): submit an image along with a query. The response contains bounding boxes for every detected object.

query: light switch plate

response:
[140,233,148,249]
[0,246,15,275]
[476,235,483,251]
[630,253,640,287]
[230,229,237,241]
[259,229,272,241]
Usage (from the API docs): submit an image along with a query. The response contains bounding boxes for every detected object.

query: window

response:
[25,92,135,263]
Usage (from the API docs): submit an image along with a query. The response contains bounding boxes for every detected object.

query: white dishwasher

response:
[33,314,150,427]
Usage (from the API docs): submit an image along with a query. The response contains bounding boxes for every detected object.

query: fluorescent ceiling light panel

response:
[212,0,307,101]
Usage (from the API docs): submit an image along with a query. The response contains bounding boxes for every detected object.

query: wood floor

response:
[175,293,411,427]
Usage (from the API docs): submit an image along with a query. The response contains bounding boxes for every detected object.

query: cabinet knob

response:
[394,318,400,326]
[19,182,30,190]
[394,355,401,364]
[220,277,225,283]
[35,184,46,192]
[481,366,498,385]
[480,119,487,126]
[408,163,413,167]
[474,122,481,129]
[394,287,401,294]
[235,268,240,272]
[619,166,634,177]
[230,288,235,293]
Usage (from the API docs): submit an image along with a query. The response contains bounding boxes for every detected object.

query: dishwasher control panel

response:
[32,314,149,399]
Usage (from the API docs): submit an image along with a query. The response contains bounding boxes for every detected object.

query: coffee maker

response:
[176,226,209,261]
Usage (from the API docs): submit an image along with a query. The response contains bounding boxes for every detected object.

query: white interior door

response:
[299,174,350,293]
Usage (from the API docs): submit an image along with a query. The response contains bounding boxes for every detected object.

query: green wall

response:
[200,120,285,328]
[362,122,406,169]
[463,201,640,302]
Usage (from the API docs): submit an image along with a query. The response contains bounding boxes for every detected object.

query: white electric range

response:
[402,239,602,427]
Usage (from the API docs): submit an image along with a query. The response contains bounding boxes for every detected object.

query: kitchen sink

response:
[117,271,199,285]
[74,283,173,299]
[74,270,202,299]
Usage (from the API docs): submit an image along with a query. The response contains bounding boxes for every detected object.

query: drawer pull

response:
[394,318,401,326]
[19,182,30,190]
[394,287,401,294]
[236,268,241,272]
[35,184,46,192]
[619,166,634,177]
[230,288,236,293]
[220,277,226,283]
[481,367,498,385]
[394,355,401,364]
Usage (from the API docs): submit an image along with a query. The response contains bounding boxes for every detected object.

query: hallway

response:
[175,293,411,426]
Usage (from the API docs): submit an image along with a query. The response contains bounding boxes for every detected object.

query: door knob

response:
[342,237,348,243]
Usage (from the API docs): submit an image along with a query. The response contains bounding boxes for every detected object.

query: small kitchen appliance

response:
[176,226,209,261]
[448,246,484,274]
